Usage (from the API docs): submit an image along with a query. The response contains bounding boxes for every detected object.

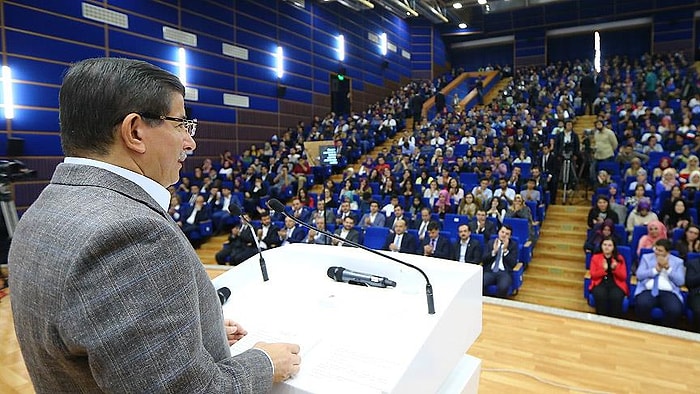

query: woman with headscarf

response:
[432,189,453,220]
[683,170,700,202]
[652,156,672,181]
[663,199,692,236]
[636,220,668,257]
[626,197,658,236]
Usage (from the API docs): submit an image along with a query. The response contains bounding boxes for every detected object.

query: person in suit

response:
[469,209,497,242]
[537,144,559,205]
[308,198,336,228]
[386,204,412,232]
[383,219,417,254]
[333,216,360,247]
[634,238,685,327]
[419,221,452,259]
[8,58,299,392]
[278,216,307,245]
[306,219,332,245]
[482,225,519,298]
[215,217,258,265]
[413,206,437,241]
[289,197,311,224]
[179,194,211,246]
[452,224,483,264]
[256,210,281,250]
[359,200,386,229]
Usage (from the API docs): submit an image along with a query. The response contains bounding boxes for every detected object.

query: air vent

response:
[401,49,411,59]
[223,93,249,108]
[222,43,249,60]
[185,87,199,102]
[163,26,197,47]
[368,32,379,44]
[387,42,397,53]
[81,3,128,29]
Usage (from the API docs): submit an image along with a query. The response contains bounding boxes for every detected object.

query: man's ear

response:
[119,113,147,154]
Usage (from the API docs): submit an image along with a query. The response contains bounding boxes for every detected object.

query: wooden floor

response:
[3,286,700,393]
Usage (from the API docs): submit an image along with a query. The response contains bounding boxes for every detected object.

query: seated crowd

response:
[168,51,700,331]
[581,51,700,331]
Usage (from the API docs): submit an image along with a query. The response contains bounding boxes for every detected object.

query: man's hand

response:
[223,319,247,346]
[254,342,301,383]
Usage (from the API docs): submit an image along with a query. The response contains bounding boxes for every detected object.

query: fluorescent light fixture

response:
[337,34,345,62]
[458,22,467,29]
[430,6,449,23]
[178,47,187,87]
[276,46,284,79]
[594,31,601,73]
[478,0,487,4]
[2,66,14,119]
[453,2,463,9]
[380,32,387,56]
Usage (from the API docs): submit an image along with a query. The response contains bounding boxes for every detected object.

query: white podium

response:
[212,243,483,393]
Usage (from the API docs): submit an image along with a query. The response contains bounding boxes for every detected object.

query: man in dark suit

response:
[413,207,438,241]
[179,194,211,247]
[215,218,258,266]
[419,221,452,259]
[469,209,497,242]
[538,144,559,204]
[482,225,519,298]
[279,216,307,245]
[256,210,281,250]
[289,197,311,223]
[382,219,416,254]
[8,58,298,392]
[333,216,360,247]
[452,224,483,264]
[385,205,412,232]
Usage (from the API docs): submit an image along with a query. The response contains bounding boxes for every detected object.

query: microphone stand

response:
[229,203,269,282]
[267,199,435,314]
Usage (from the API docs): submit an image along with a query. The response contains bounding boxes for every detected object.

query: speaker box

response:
[381,60,389,69]
[277,85,287,98]
[7,137,24,157]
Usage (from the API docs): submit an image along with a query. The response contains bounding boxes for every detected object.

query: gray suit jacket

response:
[9,163,273,393]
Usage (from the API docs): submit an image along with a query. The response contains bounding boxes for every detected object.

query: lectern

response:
[212,243,483,393]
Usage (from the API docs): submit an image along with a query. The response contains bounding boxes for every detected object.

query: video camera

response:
[0,160,37,185]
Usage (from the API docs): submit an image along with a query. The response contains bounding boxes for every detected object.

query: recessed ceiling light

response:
[453,2,463,9]
[458,23,467,29]
[478,0,487,5]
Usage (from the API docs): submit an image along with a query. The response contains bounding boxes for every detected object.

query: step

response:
[526,265,586,282]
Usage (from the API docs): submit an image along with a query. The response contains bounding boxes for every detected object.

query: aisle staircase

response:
[516,204,591,312]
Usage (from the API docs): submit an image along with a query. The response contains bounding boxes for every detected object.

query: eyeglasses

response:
[139,112,197,137]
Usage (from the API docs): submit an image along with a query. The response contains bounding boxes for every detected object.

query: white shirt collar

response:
[64,157,170,212]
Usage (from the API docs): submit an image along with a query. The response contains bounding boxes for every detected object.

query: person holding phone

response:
[481,225,519,297]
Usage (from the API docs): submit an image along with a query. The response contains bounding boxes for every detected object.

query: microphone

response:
[217,287,231,305]
[229,203,269,282]
[327,266,396,288]
[267,198,435,314]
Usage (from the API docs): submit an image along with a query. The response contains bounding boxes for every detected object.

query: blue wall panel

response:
[236,30,276,56]
[187,104,236,124]
[237,78,277,97]
[279,14,312,38]
[123,13,173,39]
[12,84,59,109]
[13,133,63,155]
[108,31,179,64]
[237,14,277,38]
[8,0,80,16]
[237,62,276,84]
[189,68,235,91]
[5,4,105,47]
[10,110,60,132]
[108,0,179,24]
[180,1,234,24]
[187,51,236,75]
[8,57,67,86]
[182,12,235,41]
[5,31,104,63]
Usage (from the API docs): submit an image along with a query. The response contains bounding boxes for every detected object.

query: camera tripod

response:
[0,182,18,294]
[560,154,578,205]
